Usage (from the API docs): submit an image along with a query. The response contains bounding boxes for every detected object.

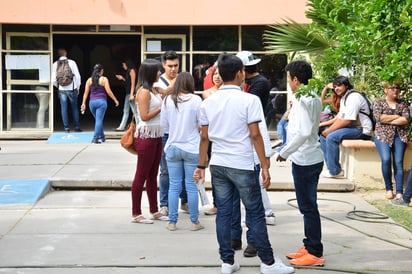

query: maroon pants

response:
[131,136,162,216]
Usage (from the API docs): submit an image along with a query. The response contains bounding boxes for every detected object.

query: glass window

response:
[144,26,189,35]
[9,92,49,129]
[98,25,142,32]
[193,27,238,51]
[146,38,183,52]
[192,54,220,90]
[10,37,49,51]
[3,24,50,33]
[242,26,265,51]
[259,54,288,90]
[53,25,97,32]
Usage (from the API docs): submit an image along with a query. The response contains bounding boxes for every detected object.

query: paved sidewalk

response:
[0,139,411,273]
[0,191,411,274]
[0,139,354,191]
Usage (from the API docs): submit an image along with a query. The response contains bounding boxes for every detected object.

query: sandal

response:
[150,212,169,221]
[131,215,154,224]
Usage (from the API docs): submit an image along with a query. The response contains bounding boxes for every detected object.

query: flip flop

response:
[131,215,154,224]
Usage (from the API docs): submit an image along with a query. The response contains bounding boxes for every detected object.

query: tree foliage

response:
[263,0,412,100]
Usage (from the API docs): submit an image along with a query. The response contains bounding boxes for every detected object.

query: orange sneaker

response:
[286,246,308,259]
[289,253,325,267]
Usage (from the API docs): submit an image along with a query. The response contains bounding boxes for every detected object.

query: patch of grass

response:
[369,199,412,230]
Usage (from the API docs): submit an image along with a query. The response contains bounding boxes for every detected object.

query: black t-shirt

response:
[244,74,270,109]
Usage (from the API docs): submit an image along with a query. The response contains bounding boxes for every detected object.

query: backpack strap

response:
[159,75,169,87]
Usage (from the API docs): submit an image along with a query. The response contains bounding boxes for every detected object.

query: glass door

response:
[2,32,52,131]
[142,34,186,72]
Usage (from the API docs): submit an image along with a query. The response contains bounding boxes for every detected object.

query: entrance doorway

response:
[52,34,141,132]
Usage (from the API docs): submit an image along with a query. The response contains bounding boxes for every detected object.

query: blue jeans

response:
[118,93,135,129]
[58,89,80,130]
[292,161,324,257]
[231,164,261,244]
[89,99,107,141]
[159,134,187,208]
[320,126,366,175]
[403,165,412,203]
[276,116,288,152]
[210,165,273,264]
[166,145,199,224]
[374,133,406,194]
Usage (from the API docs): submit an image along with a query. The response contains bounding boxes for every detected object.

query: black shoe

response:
[74,128,82,132]
[243,243,257,257]
[64,129,70,133]
[231,240,242,251]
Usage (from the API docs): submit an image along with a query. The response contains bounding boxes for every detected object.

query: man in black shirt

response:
[236,51,270,109]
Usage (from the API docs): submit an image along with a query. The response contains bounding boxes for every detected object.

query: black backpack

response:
[344,89,375,130]
[56,59,74,86]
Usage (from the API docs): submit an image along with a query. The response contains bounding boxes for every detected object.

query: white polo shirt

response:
[199,85,263,171]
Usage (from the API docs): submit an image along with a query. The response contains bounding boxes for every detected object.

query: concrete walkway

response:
[0,139,411,274]
[0,139,354,191]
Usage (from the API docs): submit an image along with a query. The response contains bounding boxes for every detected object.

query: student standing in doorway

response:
[52,48,82,133]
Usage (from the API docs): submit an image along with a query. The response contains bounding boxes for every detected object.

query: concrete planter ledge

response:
[340,139,412,189]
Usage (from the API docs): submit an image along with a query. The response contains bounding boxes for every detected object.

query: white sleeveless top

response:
[135,88,163,138]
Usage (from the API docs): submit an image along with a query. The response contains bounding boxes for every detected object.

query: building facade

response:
[0,0,309,137]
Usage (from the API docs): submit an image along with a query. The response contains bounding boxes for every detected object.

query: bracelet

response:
[197,165,206,169]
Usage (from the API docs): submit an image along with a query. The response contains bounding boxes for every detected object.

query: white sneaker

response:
[221,261,240,274]
[265,213,276,226]
[321,170,344,179]
[159,206,169,216]
[261,258,294,274]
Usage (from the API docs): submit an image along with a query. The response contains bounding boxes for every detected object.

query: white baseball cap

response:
[236,51,261,66]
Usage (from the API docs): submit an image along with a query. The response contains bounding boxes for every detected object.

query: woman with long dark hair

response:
[160,72,203,231]
[81,64,119,143]
[131,59,166,224]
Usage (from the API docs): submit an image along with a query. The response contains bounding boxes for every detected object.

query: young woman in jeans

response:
[373,81,410,200]
[81,64,119,143]
[160,72,203,231]
[131,59,166,224]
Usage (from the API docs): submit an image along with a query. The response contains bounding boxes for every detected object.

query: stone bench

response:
[340,140,412,189]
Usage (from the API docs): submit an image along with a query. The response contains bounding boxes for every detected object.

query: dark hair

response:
[167,72,195,110]
[91,64,103,88]
[122,58,136,71]
[285,60,312,85]
[245,64,258,74]
[333,76,353,90]
[57,48,67,58]
[137,59,161,90]
[162,50,179,63]
[217,54,243,82]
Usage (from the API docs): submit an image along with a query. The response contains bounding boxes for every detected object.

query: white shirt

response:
[199,85,262,171]
[339,91,372,135]
[160,93,202,154]
[52,56,81,90]
[254,113,274,164]
[280,92,324,166]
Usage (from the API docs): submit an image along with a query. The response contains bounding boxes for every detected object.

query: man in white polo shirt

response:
[193,53,293,274]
